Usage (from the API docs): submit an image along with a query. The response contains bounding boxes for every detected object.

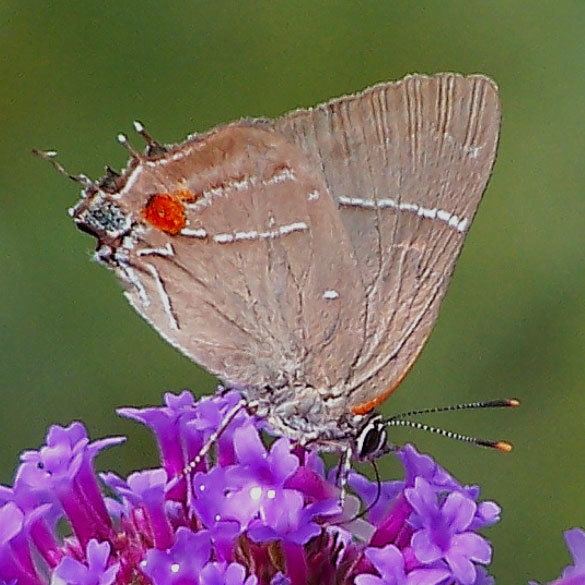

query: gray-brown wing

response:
[273,74,500,412]
[113,123,365,389]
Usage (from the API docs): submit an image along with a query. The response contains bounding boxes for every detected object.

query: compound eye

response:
[356,422,387,459]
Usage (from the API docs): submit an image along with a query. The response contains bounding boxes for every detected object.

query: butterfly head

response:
[70,191,131,240]
[353,414,390,461]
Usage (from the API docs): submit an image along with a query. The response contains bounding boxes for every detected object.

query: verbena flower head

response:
[531,528,585,585]
[0,388,501,585]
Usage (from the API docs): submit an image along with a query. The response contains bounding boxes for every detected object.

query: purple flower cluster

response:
[0,389,501,585]
[531,529,585,585]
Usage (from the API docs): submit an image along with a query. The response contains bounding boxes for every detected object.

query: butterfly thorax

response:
[242,383,369,450]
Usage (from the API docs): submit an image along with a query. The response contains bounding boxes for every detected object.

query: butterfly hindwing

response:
[274,74,500,412]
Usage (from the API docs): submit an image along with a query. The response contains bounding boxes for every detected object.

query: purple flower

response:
[348,472,403,526]
[199,561,258,585]
[405,478,492,585]
[118,390,253,486]
[532,528,585,585]
[398,444,461,491]
[141,527,211,584]
[0,388,501,585]
[473,567,495,585]
[397,445,480,501]
[118,469,174,550]
[53,539,119,585]
[192,426,339,546]
[16,422,123,548]
[247,495,340,545]
[355,544,450,585]
[558,529,585,583]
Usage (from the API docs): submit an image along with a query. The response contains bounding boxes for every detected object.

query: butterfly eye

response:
[356,419,387,460]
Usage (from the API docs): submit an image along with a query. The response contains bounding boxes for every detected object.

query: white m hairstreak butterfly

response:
[36,73,514,488]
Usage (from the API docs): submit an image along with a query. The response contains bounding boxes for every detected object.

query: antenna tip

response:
[507,399,521,408]
[494,441,513,453]
[133,120,144,132]
[117,133,128,144]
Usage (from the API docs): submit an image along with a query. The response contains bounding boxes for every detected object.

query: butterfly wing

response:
[273,74,501,413]
[99,123,365,389]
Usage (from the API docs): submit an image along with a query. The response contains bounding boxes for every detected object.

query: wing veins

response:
[344,102,385,379]
[136,247,269,347]
[264,208,309,365]
[348,271,446,393]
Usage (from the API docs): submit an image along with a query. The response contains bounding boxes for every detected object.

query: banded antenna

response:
[385,398,520,452]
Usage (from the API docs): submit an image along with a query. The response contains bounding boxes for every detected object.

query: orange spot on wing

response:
[143,193,187,235]
[142,189,201,235]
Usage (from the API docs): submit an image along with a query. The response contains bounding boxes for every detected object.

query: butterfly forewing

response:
[114,123,365,388]
[274,74,501,412]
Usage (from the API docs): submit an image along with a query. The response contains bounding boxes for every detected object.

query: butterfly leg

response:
[165,398,247,494]
[338,446,353,506]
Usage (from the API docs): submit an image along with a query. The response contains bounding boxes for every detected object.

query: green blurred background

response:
[1,1,584,582]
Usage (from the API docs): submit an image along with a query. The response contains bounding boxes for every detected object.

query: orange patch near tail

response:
[142,190,199,235]
[350,331,431,415]
[351,357,417,415]
[351,382,402,416]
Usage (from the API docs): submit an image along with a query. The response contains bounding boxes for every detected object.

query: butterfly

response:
[38,73,504,485]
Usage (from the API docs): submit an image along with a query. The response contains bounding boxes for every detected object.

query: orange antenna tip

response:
[507,399,521,408]
[494,441,513,453]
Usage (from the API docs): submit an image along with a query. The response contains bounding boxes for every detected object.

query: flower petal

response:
[405,478,438,521]
[354,576,385,585]
[472,501,501,530]
[406,568,452,585]
[268,439,299,483]
[365,544,405,582]
[99,563,120,585]
[53,556,87,583]
[411,530,443,564]
[85,539,110,571]
[233,427,267,467]
[565,528,585,570]
[442,492,476,532]
[450,532,492,564]
[0,503,23,544]
[445,550,477,585]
